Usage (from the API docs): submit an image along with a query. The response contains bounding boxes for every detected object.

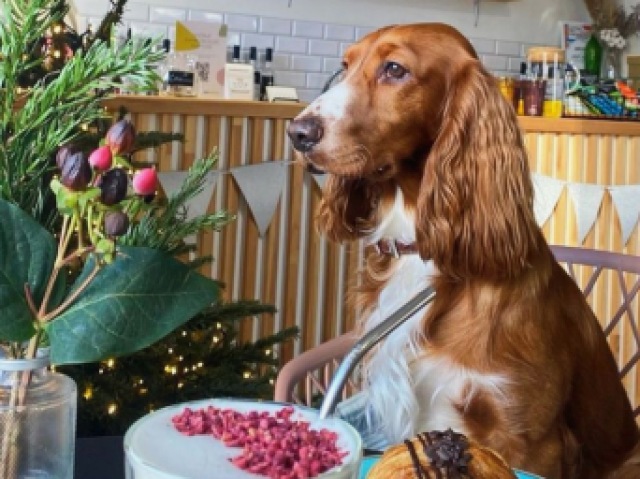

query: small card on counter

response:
[266,86,299,102]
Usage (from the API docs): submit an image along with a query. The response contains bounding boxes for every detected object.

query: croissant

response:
[366,429,517,479]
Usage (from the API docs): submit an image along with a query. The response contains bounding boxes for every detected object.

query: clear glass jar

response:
[0,355,77,479]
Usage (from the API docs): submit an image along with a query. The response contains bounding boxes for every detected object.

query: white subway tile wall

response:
[76,3,528,102]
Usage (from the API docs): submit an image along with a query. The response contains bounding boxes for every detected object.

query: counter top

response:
[102,95,305,118]
[103,95,640,136]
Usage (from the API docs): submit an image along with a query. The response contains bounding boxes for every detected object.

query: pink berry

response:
[88,146,113,171]
[132,168,158,196]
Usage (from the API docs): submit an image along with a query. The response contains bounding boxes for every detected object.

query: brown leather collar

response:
[373,239,419,258]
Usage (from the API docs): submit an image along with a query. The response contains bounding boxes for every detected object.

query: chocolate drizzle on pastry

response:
[404,429,473,479]
[404,439,426,479]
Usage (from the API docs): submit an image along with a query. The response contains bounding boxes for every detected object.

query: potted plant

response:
[0,1,223,477]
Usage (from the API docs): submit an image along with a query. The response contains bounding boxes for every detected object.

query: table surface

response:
[73,436,382,479]
[75,436,125,479]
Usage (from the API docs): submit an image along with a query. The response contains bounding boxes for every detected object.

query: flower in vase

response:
[599,28,627,50]
[0,122,220,365]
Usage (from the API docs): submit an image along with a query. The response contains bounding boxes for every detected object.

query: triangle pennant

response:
[608,185,640,246]
[158,171,218,221]
[312,173,329,190]
[531,173,565,227]
[231,161,287,237]
[566,182,606,245]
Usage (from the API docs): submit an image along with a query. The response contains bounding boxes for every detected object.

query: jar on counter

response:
[497,77,515,105]
[527,47,566,118]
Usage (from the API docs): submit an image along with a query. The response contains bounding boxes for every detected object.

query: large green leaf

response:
[46,246,219,364]
[0,199,59,341]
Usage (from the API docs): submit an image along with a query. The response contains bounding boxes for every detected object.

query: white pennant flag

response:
[231,161,287,237]
[531,173,565,227]
[608,185,640,246]
[158,171,218,244]
[567,182,606,245]
[312,173,329,190]
[158,171,218,220]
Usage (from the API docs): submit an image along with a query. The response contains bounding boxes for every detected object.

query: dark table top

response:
[75,436,125,479]
[74,436,381,479]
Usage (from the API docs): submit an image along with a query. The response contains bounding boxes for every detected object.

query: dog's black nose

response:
[287,116,324,152]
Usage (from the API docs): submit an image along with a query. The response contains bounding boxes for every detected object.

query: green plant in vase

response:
[0,0,225,477]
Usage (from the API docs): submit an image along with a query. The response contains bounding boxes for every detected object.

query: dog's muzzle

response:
[287,115,324,152]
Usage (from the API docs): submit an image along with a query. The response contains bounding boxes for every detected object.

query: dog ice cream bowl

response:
[124,398,363,479]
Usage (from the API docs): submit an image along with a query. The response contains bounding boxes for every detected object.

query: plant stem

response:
[23,284,39,319]
[40,261,101,323]
[37,214,75,318]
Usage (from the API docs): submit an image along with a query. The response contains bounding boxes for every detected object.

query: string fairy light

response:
[108,403,118,415]
[83,387,93,400]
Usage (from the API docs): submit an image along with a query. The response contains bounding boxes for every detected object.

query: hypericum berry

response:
[98,168,128,206]
[88,146,113,172]
[132,168,158,196]
[60,152,92,191]
[56,143,79,169]
[105,119,136,155]
[104,211,130,237]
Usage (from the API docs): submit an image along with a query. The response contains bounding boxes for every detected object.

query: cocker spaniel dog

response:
[287,23,640,479]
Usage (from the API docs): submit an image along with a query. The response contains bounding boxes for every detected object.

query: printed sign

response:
[175,21,228,97]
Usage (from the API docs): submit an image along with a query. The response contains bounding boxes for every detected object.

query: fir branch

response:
[131,131,185,156]
[94,0,128,45]
[197,301,278,323]
[121,155,234,255]
[0,5,164,220]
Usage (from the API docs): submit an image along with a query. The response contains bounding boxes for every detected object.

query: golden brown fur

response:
[287,23,640,479]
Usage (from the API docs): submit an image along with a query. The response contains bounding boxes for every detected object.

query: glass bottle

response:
[249,46,261,101]
[260,48,274,101]
[0,354,77,479]
[584,33,602,78]
[223,45,254,100]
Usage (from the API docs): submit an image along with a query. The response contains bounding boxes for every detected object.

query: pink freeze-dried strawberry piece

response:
[172,405,346,479]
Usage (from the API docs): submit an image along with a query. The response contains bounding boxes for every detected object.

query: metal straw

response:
[318,285,437,419]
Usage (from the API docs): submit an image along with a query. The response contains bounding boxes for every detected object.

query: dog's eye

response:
[381,62,408,81]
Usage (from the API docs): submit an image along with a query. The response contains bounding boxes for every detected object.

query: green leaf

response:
[0,199,58,341]
[45,246,219,364]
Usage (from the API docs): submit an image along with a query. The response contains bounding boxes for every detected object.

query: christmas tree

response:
[3,0,300,437]
[59,155,299,436]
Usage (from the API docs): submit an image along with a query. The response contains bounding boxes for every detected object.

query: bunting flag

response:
[312,173,329,190]
[158,171,218,244]
[231,161,287,237]
[531,173,566,227]
[157,171,218,220]
[158,163,640,247]
[609,185,640,246]
[566,182,606,245]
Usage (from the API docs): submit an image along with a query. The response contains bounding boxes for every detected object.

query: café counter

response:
[102,96,640,362]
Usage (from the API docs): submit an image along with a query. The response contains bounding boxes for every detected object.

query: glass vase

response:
[602,46,621,80]
[0,355,77,479]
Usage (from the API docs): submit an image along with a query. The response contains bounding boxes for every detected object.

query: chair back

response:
[274,246,640,416]
[274,334,358,406]
[550,245,640,417]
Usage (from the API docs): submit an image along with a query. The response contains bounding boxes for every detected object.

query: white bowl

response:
[124,398,363,479]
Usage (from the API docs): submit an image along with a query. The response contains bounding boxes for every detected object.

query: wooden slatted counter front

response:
[102,96,640,376]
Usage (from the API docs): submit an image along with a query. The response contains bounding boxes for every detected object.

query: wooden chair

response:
[274,246,640,417]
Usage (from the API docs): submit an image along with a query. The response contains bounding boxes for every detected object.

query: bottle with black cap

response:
[249,46,261,101]
[260,48,274,101]
[157,39,172,96]
[223,44,254,100]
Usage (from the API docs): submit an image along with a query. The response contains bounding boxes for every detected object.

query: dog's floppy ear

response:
[415,60,540,280]
[317,175,379,242]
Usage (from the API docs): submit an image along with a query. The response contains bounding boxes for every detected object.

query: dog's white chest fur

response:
[362,188,508,443]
